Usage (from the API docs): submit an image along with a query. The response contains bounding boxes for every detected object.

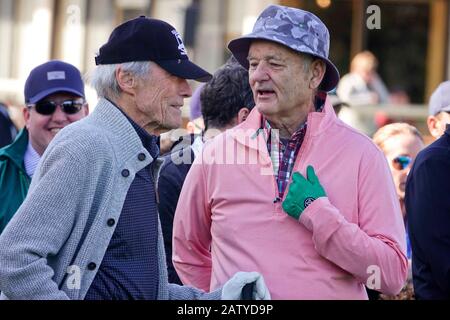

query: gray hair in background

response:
[89,61,152,100]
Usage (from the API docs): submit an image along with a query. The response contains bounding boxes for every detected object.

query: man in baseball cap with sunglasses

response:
[0,60,88,234]
[0,16,269,300]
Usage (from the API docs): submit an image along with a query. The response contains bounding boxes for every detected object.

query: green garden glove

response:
[282,165,327,220]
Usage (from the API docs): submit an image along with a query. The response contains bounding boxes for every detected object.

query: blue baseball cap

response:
[24,60,85,104]
[228,5,340,92]
[95,16,212,82]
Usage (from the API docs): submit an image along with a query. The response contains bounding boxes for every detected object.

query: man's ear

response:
[237,108,250,124]
[116,66,137,96]
[427,115,440,139]
[186,121,196,134]
[83,103,90,116]
[23,106,31,130]
[309,60,326,90]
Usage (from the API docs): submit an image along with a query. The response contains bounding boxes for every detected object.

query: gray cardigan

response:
[0,98,221,300]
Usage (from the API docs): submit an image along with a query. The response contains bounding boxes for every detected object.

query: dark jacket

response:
[0,129,31,234]
[157,134,197,284]
[0,104,17,148]
[405,126,450,299]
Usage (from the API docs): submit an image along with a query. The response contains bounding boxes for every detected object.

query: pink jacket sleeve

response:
[299,147,408,295]
[172,158,212,292]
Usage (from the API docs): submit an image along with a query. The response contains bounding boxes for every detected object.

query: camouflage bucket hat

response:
[228,5,340,92]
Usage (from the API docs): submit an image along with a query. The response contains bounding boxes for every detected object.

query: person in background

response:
[337,51,389,106]
[0,102,18,148]
[0,60,89,234]
[427,81,450,139]
[327,94,349,116]
[158,59,254,284]
[373,123,425,299]
[405,124,450,299]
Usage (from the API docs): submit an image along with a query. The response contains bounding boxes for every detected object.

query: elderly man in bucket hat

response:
[0,16,270,300]
[173,5,407,299]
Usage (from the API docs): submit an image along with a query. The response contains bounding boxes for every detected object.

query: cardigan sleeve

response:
[0,137,100,300]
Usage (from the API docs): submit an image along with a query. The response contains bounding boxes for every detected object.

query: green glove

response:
[282,165,327,220]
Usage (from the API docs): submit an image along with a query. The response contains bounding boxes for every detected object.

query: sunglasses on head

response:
[28,99,85,115]
[392,155,412,171]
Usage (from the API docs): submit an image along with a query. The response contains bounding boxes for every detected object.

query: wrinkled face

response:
[134,64,192,131]
[24,92,88,155]
[247,40,314,122]
[382,133,424,203]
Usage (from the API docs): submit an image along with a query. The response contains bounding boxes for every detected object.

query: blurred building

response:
[0,0,448,131]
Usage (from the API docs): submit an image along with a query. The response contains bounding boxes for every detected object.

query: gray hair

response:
[300,52,314,72]
[89,61,152,100]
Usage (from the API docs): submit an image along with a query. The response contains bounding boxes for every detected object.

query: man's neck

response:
[112,97,159,135]
[266,105,314,139]
[203,127,225,141]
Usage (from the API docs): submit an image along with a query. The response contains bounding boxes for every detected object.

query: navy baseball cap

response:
[24,60,85,104]
[95,16,212,82]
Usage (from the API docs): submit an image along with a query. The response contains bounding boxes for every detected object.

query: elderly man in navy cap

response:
[0,60,88,235]
[0,17,270,300]
[173,5,407,299]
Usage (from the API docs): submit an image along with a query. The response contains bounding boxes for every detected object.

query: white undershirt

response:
[24,141,41,178]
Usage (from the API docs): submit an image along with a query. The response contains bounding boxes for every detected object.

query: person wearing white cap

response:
[427,80,450,139]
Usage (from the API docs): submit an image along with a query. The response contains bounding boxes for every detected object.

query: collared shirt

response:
[265,92,326,200]
[85,101,160,300]
[23,142,40,178]
[191,135,204,158]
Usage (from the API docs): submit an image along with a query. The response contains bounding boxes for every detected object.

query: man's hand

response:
[221,271,271,300]
[282,165,326,220]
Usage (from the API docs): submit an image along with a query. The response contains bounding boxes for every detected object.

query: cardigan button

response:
[138,153,146,161]
[107,218,116,227]
[87,262,97,271]
[121,169,130,177]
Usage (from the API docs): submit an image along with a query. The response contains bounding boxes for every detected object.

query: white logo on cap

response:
[171,30,188,56]
[47,71,66,81]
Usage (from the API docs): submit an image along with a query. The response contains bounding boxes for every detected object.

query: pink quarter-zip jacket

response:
[173,99,408,299]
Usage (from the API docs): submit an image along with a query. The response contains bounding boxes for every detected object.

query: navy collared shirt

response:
[85,102,160,300]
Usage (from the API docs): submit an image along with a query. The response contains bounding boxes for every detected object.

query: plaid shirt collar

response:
[263,91,327,200]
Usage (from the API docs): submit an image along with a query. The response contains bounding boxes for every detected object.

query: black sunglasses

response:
[28,99,85,115]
